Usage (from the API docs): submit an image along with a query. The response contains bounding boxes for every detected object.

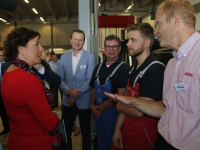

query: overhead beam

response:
[3,7,22,21]
[110,0,117,8]
[125,0,131,8]
[45,0,58,21]
[17,3,34,21]
[29,0,46,21]
[139,0,151,8]
[62,0,70,20]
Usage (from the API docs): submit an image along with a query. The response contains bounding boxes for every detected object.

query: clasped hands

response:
[67,89,81,106]
[90,105,102,118]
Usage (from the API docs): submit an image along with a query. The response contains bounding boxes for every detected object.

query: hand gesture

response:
[104,92,133,106]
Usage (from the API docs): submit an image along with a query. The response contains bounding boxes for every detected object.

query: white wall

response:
[0,24,14,47]
[0,22,78,51]
[188,0,200,31]
[142,15,156,29]
[195,12,200,31]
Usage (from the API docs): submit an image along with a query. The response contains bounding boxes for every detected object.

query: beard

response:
[129,45,144,58]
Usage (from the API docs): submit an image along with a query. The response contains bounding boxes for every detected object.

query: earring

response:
[22,55,25,61]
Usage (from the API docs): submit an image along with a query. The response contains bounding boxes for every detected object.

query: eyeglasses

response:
[105,45,120,50]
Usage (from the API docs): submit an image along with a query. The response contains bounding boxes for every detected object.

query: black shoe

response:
[0,129,9,135]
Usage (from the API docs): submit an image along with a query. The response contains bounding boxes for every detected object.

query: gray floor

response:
[0,92,82,150]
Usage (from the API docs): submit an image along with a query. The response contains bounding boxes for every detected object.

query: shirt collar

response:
[134,52,155,70]
[72,49,83,57]
[172,31,200,60]
[103,57,122,67]
[51,60,57,63]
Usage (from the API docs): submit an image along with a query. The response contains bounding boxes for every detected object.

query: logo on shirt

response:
[184,72,193,77]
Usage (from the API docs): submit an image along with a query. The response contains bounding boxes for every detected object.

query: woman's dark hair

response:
[4,27,40,61]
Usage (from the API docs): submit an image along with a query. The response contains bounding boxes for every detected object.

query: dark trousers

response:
[54,87,62,105]
[153,134,179,150]
[0,99,9,131]
[54,87,59,105]
[62,104,91,150]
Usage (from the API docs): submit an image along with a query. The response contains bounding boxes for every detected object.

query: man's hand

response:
[112,129,123,149]
[68,89,81,100]
[67,98,74,106]
[104,92,134,106]
[90,105,102,118]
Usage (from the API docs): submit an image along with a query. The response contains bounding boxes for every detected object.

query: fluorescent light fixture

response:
[54,48,63,51]
[99,3,101,7]
[32,8,38,14]
[0,18,7,22]
[24,0,29,3]
[127,5,131,10]
[40,17,44,21]
[49,48,63,51]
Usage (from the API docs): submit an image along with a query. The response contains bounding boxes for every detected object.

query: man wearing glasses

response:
[90,35,130,150]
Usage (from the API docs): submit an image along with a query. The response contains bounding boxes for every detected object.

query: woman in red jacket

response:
[1,27,60,150]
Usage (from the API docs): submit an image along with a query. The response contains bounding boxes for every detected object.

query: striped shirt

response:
[158,32,200,150]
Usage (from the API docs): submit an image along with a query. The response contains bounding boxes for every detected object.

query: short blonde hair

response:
[158,0,196,28]
[41,51,51,60]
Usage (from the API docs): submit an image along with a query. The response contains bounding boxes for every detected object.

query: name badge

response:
[173,82,187,91]
[80,65,86,69]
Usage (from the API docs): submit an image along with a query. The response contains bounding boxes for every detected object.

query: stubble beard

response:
[129,46,144,58]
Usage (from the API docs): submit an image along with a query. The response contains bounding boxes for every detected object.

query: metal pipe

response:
[50,21,54,52]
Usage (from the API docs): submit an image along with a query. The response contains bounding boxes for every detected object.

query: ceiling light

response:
[24,0,29,3]
[99,3,101,7]
[40,17,44,21]
[32,8,38,14]
[0,18,7,22]
[127,5,131,10]
[49,48,63,51]
[6,23,10,24]
[54,48,63,51]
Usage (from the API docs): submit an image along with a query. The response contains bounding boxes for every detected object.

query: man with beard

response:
[90,35,130,150]
[105,0,200,149]
[111,23,165,150]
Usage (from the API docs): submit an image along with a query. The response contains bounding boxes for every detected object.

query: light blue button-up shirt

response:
[49,60,61,76]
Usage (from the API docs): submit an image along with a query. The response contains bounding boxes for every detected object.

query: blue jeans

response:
[62,104,91,150]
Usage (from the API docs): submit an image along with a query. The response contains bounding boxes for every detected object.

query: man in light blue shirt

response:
[49,53,61,107]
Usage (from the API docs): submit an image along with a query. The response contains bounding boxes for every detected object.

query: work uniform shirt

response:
[90,58,130,94]
[158,31,200,150]
[129,53,165,100]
